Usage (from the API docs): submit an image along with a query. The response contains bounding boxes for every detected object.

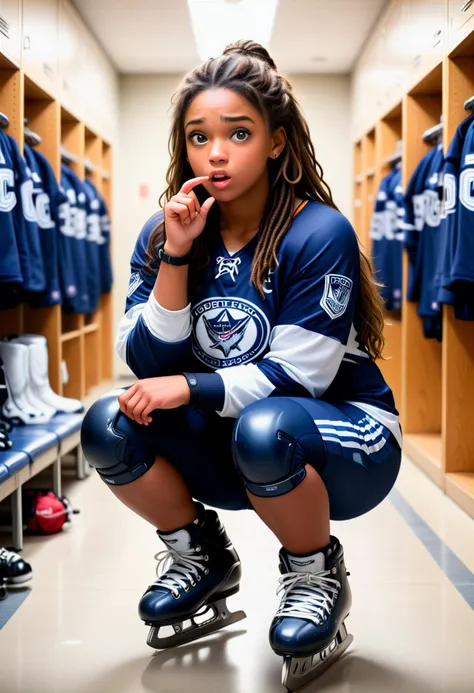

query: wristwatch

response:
[158,247,191,266]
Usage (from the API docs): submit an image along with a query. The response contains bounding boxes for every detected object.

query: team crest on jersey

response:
[215,256,241,282]
[320,274,353,320]
[192,297,270,368]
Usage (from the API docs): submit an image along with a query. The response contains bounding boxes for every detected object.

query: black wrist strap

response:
[158,247,191,266]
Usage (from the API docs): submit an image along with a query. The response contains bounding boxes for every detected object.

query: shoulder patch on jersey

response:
[320,274,353,320]
[127,271,143,297]
[465,154,474,165]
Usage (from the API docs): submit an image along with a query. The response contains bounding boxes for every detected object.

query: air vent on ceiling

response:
[0,14,10,39]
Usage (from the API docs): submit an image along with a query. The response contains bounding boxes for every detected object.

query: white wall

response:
[114,73,352,377]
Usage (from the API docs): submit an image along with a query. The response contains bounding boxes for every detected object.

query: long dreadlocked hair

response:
[146,40,385,359]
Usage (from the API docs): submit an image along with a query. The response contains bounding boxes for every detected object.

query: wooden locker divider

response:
[374,104,403,413]
[60,108,85,398]
[84,127,103,386]
[360,129,375,251]
[353,140,363,239]
[22,76,62,394]
[400,63,444,488]
[442,35,474,516]
[84,328,100,391]
[62,334,83,400]
[0,56,23,337]
[100,141,113,380]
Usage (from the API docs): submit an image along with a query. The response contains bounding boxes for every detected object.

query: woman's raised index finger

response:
[180,176,209,194]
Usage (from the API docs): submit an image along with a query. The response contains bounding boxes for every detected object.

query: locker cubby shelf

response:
[61,329,81,343]
[403,434,443,488]
[0,57,114,404]
[353,33,474,517]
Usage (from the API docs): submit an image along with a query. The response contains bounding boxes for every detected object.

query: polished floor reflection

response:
[0,455,473,693]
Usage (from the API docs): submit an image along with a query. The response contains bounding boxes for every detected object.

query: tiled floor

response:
[0,454,473,693]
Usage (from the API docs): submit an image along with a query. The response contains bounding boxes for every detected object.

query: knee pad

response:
[80,389,157,486]
[232,398,325,498]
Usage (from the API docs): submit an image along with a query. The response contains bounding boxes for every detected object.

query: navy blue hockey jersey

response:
[31,151,79,309]
[403,144,444,338]
[117,202,402,447]
[87,179,113,293]
[370,167,404,311]
[24,145,61,306]
[82,179,102,315]
[444,117,474,319]
[0,130,22,286]
[61,165,90,313]
[6,135,45,293]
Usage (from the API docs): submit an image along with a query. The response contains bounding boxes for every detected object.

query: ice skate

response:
[0,548,33,586]
[139,502,246,650]
[269,537,353,692]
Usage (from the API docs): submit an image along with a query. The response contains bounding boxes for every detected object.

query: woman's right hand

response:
[163,177,215,256]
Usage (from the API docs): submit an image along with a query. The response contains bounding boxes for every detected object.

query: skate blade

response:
[147,596,247,650]
[282,623,353,693]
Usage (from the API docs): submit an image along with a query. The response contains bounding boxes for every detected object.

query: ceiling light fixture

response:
[187,0,278,61]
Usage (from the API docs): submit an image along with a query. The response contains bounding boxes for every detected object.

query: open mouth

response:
[211,174,232,189]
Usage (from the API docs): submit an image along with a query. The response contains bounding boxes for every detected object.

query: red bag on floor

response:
[23,490,77,535]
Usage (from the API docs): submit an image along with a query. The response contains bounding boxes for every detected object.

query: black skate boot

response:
[139,502,246,649]
[0,577,6,600]
[269,536,353,692]
[0,548,33,586]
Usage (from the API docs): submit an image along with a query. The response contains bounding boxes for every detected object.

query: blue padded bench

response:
[0,449,31,551]
[0,449,30,479]
[0,462,9,484]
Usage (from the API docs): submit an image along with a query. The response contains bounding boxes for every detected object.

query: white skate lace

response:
[275,571,340,626]
[153,546,208,597]
[0,548,21,566]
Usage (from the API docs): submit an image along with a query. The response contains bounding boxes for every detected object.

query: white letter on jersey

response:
[58,202,75,237]
[0,169,16,212]
[424,190,440,228]
[459,169,474,212]
[20,179,37,222]
[442,173,456,217]
[35,192,55,229]
[86,213,104,244]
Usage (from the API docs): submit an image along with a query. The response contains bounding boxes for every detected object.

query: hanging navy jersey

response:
[415,146,444,319]
[83,179,104,313]
[435,115,474,316]
[117,202,401,447]
[6,135,45,293]
[0,130,22,285]
[60,165,89,314]
[24,145,61,306]
[370,167,404,311]
[31,151,79,310]
[402,146,439,303]
[445,118,474,319]
[89,180,113,293]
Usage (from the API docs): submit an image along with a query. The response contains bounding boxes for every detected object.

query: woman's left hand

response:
[118,376,191,425]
